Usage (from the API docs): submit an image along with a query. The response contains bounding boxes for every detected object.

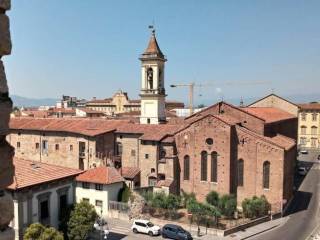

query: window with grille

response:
[211,152,218,183]
[184,155,190,180]
[263,161,270,189]
[201,151,208,181]
[311,126,317,135]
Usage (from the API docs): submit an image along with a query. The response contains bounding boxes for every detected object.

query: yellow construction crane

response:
[170,81,270,116]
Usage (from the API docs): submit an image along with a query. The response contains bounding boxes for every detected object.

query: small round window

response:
[206,138,213,145]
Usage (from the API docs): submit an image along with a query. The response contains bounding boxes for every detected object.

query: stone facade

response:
[7,130,114,170]
[0,0,14,239]
[248,94,299,117]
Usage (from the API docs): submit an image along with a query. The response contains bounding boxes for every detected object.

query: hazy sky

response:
[5,0,320,105]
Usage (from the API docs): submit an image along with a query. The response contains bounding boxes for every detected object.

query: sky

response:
[5,0,320,105]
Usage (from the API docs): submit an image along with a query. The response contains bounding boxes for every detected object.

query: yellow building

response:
[298,103,320,149]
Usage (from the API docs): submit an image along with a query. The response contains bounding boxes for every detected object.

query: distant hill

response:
[11,95,58,107]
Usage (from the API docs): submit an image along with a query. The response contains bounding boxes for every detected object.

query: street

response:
[251,150,320,240]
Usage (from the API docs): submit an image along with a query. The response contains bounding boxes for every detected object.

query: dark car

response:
[162,224,192,240]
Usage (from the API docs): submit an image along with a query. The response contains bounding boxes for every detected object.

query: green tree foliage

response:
[151,192,167,209]
[242,195,270,218]
[58,204,74,240]
[67,200,98,240]
[165,194,181,210]
[187,199,221,227]
[181,191,196,208]
[117,184,131,202]
[218,194,237,218]
[24,223,63,240]
[206,191,219,207]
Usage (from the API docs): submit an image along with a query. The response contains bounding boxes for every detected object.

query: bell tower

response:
[139,28,167,124]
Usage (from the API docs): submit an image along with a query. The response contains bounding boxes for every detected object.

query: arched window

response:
[184,155,190,180]
[311,126,317,135]
[237,159,244,187]
[211,152,218,183]
[301,126,307,135]
[201,151,208,181]
[147,67,153,89]
[263,161,270,189]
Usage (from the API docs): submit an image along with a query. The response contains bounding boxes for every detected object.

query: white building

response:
[75,166,124,218]
[7,158,82,239]
[139,29,167,124]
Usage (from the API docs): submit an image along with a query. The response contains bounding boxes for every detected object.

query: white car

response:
[298,167,307,176]
[300,150,308,154]
[131,219,161,236]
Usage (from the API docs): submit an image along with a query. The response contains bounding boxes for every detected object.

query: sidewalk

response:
[192,217,288,240]
[105,216,288,240]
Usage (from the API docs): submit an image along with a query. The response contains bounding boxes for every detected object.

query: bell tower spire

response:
[139,27,167,124]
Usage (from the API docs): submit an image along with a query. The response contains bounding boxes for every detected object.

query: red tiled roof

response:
[156,179,173,188]
[49,108,76,114]
[120,167,140,179]
[77,108,105,114]
[236,126,295,150]
[117,123,179,141]
[7,158,82,190]
[298,103,320,110]
[143,32,164,57]
[242,107,296,123]
[10,118,130,137]
[76,166,124,185]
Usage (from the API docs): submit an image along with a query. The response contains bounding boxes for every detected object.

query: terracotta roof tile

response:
[156,179,173,188]
[298,103,320,110]
[76,166,124,185]
[143,32,164,57]
[120,167,140,179]
[10,118,130,137]
[7,158,82,190]
[242,107,296,123]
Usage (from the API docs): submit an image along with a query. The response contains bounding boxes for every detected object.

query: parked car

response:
[162,224,193,240]
[298,167,307,176]
[300,150,308,154]
[131,219,161,236]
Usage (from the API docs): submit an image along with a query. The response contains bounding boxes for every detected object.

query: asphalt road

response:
[252,150,320,240]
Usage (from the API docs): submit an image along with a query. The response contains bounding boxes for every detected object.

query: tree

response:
[165,194,181,210]
[41,227,64,240]
[181,191,196,208]
[151,192,167,209]
[206,191,219,207]
[118,184,131,202]
[24,223,63,240]
[187,199,206,226]
[242,196,270,218]
[67,200,98,240]
[218,194,237,218]
[58,204,74,240]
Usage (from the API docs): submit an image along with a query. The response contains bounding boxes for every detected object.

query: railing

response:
[108,201,129,213]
